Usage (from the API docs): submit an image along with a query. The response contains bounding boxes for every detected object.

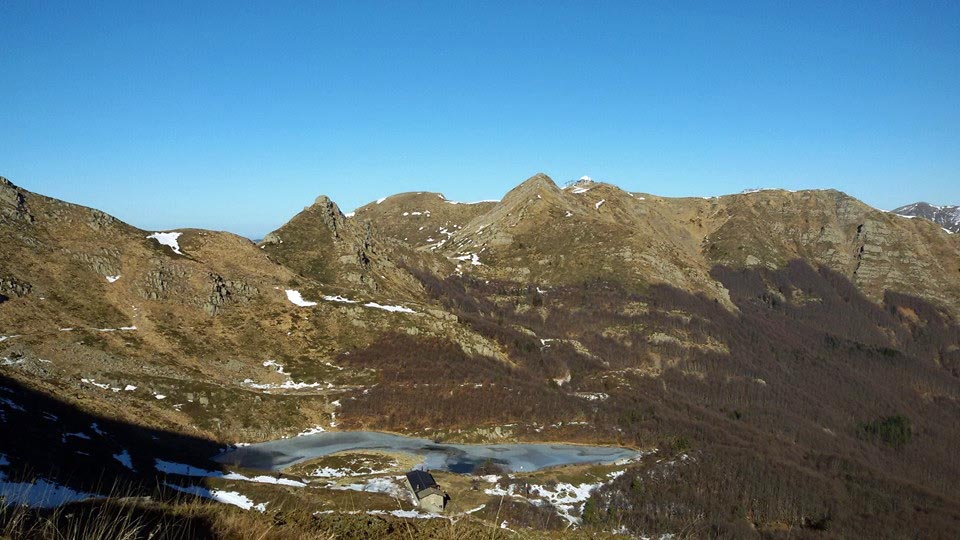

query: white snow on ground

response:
[155,459,306,487]
[0,335,19,343]
[367,509,440,519]
[285,289,317,307]
[484,471,630,526]
[0,454,8,466]
[164,483,267,512]
[243,379,322,390]
[90,423,105,436]
[1,358,24,366]
[453,253,482,266]
[80,378,123,393]
[529,481,602,524]
[595,199,605,209]
[565,211,573,217]
[243,360,323,391]
[124,385,137,391]
[323,294,358,303]
[330,476,406,499]
[376,197,387,204]
[154,394,166,400]
[571,187,590,194]
[445,199,500,205]
[96,326,137,332]
[739,188,793,195]
[344,211,355,218]
[297,425,327,436]
[575,392,609,401]
[113,449,135,471]
[363,302,416,313]
[0,474,98,508]
[105,275,121,283]
[147,232,184,255]
[485,480,603,526]
[263,359,286,374]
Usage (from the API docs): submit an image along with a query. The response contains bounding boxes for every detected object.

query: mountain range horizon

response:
[5,172,955,240]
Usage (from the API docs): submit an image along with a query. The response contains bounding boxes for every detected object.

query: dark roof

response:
[405,470,438,493]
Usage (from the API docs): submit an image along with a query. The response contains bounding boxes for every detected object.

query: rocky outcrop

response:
[0,177,34,224]
[0,276,32,303]
[312,195,347,239]
[68,249,123,278]
[203,273,259,315]
[136,260,187,300]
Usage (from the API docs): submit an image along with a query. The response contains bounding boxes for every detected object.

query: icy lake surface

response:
[215,431,637,473]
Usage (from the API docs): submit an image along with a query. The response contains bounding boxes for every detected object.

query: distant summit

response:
[892,202,960,233]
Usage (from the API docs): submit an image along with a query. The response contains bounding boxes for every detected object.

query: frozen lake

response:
[215,431,638,473]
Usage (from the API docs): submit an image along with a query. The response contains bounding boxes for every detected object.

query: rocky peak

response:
[307,195,347,238]
[504,173,559,197]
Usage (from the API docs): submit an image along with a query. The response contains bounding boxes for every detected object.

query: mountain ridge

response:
[3,172,960,538]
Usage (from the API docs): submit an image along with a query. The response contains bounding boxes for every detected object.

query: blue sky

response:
[1,1,958,238]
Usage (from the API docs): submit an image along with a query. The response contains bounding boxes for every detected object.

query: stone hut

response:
[405,470,447,512]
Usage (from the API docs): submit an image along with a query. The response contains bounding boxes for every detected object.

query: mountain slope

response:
[892,201,960,233]
[355,175,960,316]
[4,173,960,538]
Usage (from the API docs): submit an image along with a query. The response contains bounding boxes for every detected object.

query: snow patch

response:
[113,449,135,471]
[453,253,482,266]
[155,459,306,487]
[164,483,267,512]
[147,232,183,255]
[595,199,605,209]
[0,475,99,508]
[363,302,416,314]
[446,199,500,205]
[331,476,406,498]
[80,378,123,393]
[285,289,317,307]
[297,425,327,437]
[105,275,121,283]
[323,294,357,304]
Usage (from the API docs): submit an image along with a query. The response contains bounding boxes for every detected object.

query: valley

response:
[2,174,960,538]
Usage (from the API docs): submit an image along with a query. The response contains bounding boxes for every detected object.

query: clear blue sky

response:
[1,1,958,238]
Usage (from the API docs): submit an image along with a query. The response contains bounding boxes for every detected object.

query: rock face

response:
[0,177,34,223]
[203,273,258,315]
[259,194,434,301]
[892,202,960,233]
[355,176,960,316]
[0,276,32,302]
